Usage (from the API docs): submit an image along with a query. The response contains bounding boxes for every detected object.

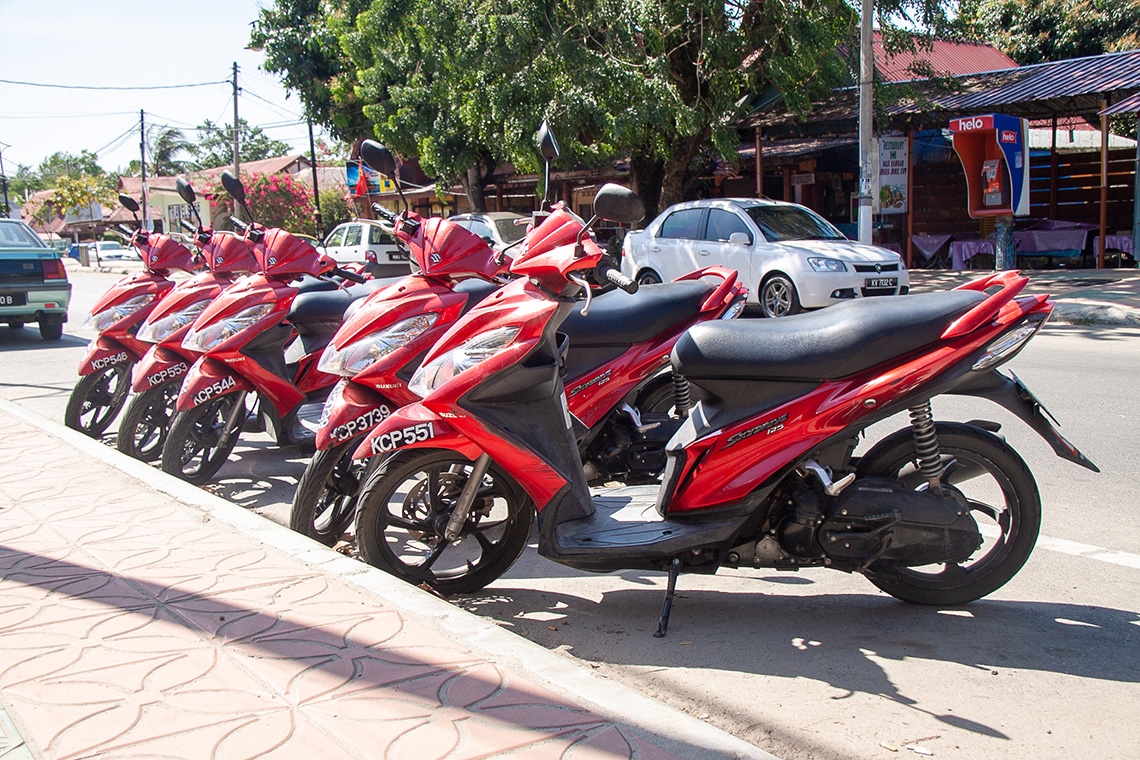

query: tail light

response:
[43,259,68,280]
[365,251,378,263]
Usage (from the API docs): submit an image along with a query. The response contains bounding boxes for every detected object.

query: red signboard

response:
[950,115,994,132]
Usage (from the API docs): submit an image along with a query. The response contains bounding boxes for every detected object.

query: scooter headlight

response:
[318,313,439,377]
[137,301,210,344]
[83,293,155,332]
[408,325,520,397]
[181,303,275,353]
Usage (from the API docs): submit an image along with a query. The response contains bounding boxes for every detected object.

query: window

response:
[343,225,362,246]
[492,218,526,245]
[0,221,45,248]
[704,210,752,244]
[368,225,392,245]
[743,205,845,243]
[457,219,493,241]
[657,209,704,239]
[324,226,347,248]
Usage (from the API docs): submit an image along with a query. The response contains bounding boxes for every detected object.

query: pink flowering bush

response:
[206,172,316,236]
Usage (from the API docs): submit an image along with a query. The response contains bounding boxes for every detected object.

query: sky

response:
[0,0,328,178]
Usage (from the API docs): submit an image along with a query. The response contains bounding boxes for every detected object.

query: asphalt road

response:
[2,267,1138,760]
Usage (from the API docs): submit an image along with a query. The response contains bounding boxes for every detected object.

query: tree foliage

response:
[959,0,1140,65]
[191,119,293,170]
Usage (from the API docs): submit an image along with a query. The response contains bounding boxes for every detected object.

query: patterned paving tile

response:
[0,411,678,760]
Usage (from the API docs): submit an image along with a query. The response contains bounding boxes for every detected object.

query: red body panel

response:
[318,380,397,450]
[133,232,197,273]
[176,357,256,411]
[250,227,328,277]
[199,233,257,274]
[404,216,505,280]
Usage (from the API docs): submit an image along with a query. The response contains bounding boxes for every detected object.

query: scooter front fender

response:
[317,380,397,451]
[78,336,141,376]
[353,404,481,461]
[177,357,255,412]
[131,345,193,392]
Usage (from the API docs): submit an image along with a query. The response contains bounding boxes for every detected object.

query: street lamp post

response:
[0,142,11,219]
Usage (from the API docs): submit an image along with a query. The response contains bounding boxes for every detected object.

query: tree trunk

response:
[657,135,705,212]
[628,155,664,228]
[459,166,489,212]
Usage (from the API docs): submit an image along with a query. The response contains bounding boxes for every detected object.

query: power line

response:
[0,77,229,91]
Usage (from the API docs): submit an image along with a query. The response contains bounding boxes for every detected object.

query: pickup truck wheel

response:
[636,269,662,286]
[760,275,802,318]
[39,316,63,341]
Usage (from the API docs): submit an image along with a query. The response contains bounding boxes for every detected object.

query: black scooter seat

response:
[672,289,988,382]
[562,280,715,346]
[289,276,402,337]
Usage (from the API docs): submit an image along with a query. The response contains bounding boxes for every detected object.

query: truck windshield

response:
[744,206,846,243]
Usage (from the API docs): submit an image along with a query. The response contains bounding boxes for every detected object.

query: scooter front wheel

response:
[355,448,534,595]
[160,394,245,484]
[64,365,131,438]
[290,438,367,546]
[116,383,179,461]
[857,422,1041,605]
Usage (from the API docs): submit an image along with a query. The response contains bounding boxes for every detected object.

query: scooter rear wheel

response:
[64,365,131,438]
[116,383,179,461]
[857,422,1041,605]
[355,449,534,595]
[160,394,245,484]
[290,438,367,546]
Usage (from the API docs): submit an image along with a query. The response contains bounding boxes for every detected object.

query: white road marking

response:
[979,525,1140,570]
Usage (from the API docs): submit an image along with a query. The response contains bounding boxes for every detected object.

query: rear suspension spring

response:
[672,373,691,420]
[908,402,943,495]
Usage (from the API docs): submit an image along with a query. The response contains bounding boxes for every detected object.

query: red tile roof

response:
[873,32,1017,82]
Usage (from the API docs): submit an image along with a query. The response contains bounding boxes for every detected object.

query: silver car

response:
[621,198,909,318]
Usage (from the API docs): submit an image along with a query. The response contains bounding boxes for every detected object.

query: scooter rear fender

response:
[78,336,141,376]
[353,404,482,461]
[132,345,194,392]
[177,357,255,411]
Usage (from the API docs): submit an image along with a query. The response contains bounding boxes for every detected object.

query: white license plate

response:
[0,293,27,306]
[866,278,897,288]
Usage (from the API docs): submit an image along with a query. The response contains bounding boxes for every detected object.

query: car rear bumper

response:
[0,282,71,322]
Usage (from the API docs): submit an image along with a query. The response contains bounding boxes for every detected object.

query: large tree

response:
[958,0,1140,65]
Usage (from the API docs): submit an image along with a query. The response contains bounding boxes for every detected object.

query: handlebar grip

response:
[370,203,397,222]
[179,219,197,233]
[229,216,249,231]
[601,265,638,294]
[332,267,367,284]
[118,224,135,236]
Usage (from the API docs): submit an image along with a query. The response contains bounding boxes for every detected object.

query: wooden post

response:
[782,167,792,202]
[754,127,763,197]
[1100,99,1109,268]
[906,127,915,270]
[1050,116,1058,220]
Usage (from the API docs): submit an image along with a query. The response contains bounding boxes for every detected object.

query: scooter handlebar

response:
[331,267,367,284]
[598,262,638,294]
[179,219,198,233]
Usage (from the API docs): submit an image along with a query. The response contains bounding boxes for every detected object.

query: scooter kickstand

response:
[653,557,683,638]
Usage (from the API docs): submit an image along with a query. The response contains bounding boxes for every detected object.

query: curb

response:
[0,397,778,760]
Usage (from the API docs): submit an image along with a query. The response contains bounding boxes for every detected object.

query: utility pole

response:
[308,121,323,240]
[857,0,874,244]
[232,62,241,178]
[0,141,10,219]
[140,110,151,232]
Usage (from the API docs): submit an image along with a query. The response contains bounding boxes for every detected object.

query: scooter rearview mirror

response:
[220,171,246,206]
[359,140,396,177]
[593,183,645,224]
[118,193,140,214]
[175,177,196,204]
[536,119,560,209]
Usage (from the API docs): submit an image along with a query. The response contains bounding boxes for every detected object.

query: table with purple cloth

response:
[1095,234,1134,255]
[949,239,994,270]
[912,234,953,261]
[1013,228,1088,256]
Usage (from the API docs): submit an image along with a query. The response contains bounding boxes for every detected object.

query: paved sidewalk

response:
[0,400,771,760]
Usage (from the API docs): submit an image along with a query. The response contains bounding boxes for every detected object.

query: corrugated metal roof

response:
[751,49,1140,129]
[872,33,1017,82]
[1101,91,1140,114]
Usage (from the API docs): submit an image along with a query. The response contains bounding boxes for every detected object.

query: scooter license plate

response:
[0,293,27,306]
[866,277,897,288]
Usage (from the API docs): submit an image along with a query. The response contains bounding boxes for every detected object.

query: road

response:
[2,266,1138,760]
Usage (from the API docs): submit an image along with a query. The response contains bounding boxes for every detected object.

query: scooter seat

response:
[672,289,988,382]
[289,276,403,337]
[562,280,715,346]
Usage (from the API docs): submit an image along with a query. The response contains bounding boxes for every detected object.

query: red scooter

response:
[292,140,510,544]
[159,171,389,484]
[353,183,1097,636]
[116,179,259,461]
[66,194,198,438]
